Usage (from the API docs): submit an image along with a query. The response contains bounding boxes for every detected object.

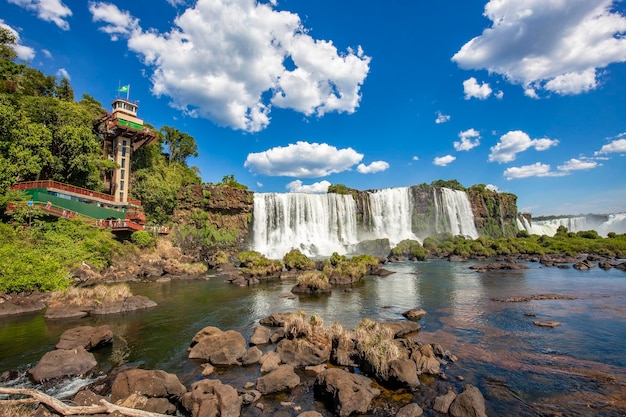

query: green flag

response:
[117,85,129,93]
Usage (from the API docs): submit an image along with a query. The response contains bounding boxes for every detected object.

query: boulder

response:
[433,390,457,414]
[56,325,113,351]
[382,321,421,338]
[533,320,560,328]
[250,325,271,345]
[388,359,420,389]
[402,308,427,321]
[314,368,380,417]
[412,344,441,375]
[256,365,300,395]
[331,335,357,366]
[297,412,324,417]
[449,384,488,417]
[0,294,46,317]
[44,306,89,319]
[241,346,263,365]
[91,295,157,315]
[277,337,331,367]
[181,379,242,417]
[469,262,529,273]
[260,350,281,374]
[111,369,186,415]
[188,326,247,365]
[29,347,97,383]
[259,312,294,327]
[396,403,424,417]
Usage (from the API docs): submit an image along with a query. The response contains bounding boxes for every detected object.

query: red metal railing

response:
[10,180,143,207]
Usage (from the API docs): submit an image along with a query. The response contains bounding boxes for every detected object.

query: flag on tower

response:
[117,85,129,93]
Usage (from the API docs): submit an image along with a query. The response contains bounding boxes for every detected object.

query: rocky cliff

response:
[467,187,518,238]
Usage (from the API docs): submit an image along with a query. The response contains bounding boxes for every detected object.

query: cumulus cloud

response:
[90,0,371,132]
[557,158,599,171]
[433,155,456,166]
[463,77,492,100]
[0,21,36,60]
[595,137,626,154]
[412,156,419,161]
[504,162,555,179]
[454,128,481,151]
[8,0,72,30]
[452,0,626,96]
[56,68,70,80]
[435,111,451,124]
[494,90,504,99]
[286,179,331,193]
[485,184,500,192]
[244,141,363,177]
[489,130,559,163]
[357,161,389,174]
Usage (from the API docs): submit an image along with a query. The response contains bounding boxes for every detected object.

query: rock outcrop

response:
[314,368,380,417]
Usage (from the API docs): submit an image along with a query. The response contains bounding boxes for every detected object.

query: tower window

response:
[121,169,125,179]
[121,158,126,168]
[120,181,124,191]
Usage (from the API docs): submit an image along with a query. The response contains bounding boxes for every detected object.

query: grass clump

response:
[283,249,315,271]
[48,283,133,307]
[353,318,401,379]
[390,239,426,260]
[294,271,332,293]
[237,250,283,277]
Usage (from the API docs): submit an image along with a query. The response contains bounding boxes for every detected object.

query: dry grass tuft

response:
[48,283,133,307]
[353,318,401,379]
[0,404,35,417]
[296,271,332,292]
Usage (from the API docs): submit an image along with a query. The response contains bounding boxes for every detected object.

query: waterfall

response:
[366,187,418,246]
[527,213,626,237]
[516,215,532,234]
[437,188,479,238]
[252,192,359,259]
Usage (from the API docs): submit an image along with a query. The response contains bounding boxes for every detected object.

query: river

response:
[1,260,625,416]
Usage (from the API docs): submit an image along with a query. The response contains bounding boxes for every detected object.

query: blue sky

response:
[2,0,626,216]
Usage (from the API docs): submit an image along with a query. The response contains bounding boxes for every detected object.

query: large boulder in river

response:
[56,325,113,350]
[181,379,242,417]
[449,384,488,417]
[249,325,271,345]
[111,369,186,415]
[91,295,157,315]
[188,326,247,365]
[256,364,300,395]
[314,368,380,417]
[277,337,331,367]
[29,347,97,383]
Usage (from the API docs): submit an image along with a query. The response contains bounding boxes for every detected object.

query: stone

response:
[331,334,357,366]
[533,320,561,328]
[44,306,89,319]
[250,325,271,345]
[29,347,97,383]
[396,403,424,417]
[181,379,242,417]
[201,364,215,377]
[433,390,457,414]
[56,325,113,351]
[382,321,421,338]
[305,364,327,375]
[412,344,441,375]
[277,337,331,367]
[297,412,323,417]
[91,295,157,315]
[449,384,488,417]
[111,369,186,413]
[314,368,380,417]
[388,359,420,389]
[256,364,300,395]
[402,308,427,321]
[260,350,281,374]
[259,312,293,327]
[241,346,263,365]
[188,326,247,365]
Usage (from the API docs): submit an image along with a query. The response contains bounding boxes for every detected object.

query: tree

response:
[0,26,18,61]
[55,77,74,101]
[160,126,198,165]
[217,174,248,190]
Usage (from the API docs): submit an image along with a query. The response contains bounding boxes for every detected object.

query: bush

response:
[295,271,332,292]
[131,230,155,248]
[237,250,283,277]
[283,249,315,271]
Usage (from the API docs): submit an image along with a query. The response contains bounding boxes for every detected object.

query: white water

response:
[518,213,626,237]
[252,187,479,259]
[252,192,359,259]
[438,188,479,239]
[366,187,419,246]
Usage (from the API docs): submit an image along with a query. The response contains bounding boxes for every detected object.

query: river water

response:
[1,260,625,416]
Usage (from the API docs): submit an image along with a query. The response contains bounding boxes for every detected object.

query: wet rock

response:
[260,350,281,374]
[0,294,47,317]
[412,344,441,375]
[402,308,427,321]
[449,384,488,417]
[90,295,157,315]
[314,368,380,417]
[260,312,294,327]
[270,328,287,344]
[56,325,113,351]
[573,259,596,271]
[305,364,327,375]
[388,358,420,389]
[382,321,421,337]
[188,326,247,365]
[250,325,271,345]
[201,363,215,377]
[297,412,323,417]
[181,379,242,417]
[533,320,561,328]
[111,369,186,415]
[29,347,97,383]
[433,390,457,414]
[241,346,263,365]
[44,306,89,319]
[492,294,575,302]
[256,364,300,395]
[396,403,424,417]
[331,334,357,366]
[470,262,529,272]
[277,337,331,367]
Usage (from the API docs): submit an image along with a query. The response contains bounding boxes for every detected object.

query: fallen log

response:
[0,387,171,417]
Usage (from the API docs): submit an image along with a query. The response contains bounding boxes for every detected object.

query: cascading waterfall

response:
[252,186,481,258]
[522,213,626,237]
[252,192,359,259]
[437,188,479,239]
[366,187,419,246]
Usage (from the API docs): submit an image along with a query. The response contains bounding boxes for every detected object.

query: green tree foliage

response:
[0,27,18,61]
[131,230,155,248]
[327,183,351,194]
[160,126,198,165]
[430,179,466,191]
[215,174,248,190]
[283,249,315,271]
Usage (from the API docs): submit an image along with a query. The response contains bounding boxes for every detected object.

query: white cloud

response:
[244,141,363,177]
[452,0,626,96]
[454,128,481,151]
[557,158,599,171]
[0,21,36,60]
[524,86,539,99]
[357,161,389,174]
[56,68,70,80]
[489,130,559,163]
[166,0,188,6]
[485,184,500,192]
[433,155,456,166]
[90,0,371,133]
[463,77,492,100]
[8,0,72,30]
[41,49,52,59]
[595,138,626,154]
[435,111,450,124]
[256,182,263,188]
[412,156,419,161]
[504,162,555,180]
[495,90,504,99]
[286,180,331,193]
